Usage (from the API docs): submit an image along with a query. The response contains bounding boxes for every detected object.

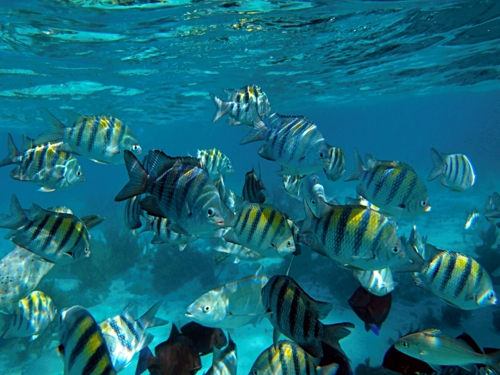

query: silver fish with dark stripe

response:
[261,275,354,359]
[210,85,271,126]
[241,113,331,176]
[115,150,233,237]
[412,245,497,310]
[223,199,295,258]
[36,109,142,165]
[58,305,117,375]
[352,268,395,296]
[242,167,266,204]
[141,215,198,250]
[99,301,169,372]
[0,133,84,192]
[344,150,430,218]
[248,340,339,375]
[205,334,237,375]
[1,290,57,341]
[428,148,476,192]
[324,146,345,182]
[300,202,405,271]
[0,195,92,264]
[197,148,234,180]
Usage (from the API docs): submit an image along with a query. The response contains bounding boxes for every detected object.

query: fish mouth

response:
[424,205,431,212]
[185,311,193,317]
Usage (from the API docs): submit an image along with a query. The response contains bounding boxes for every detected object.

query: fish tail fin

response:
[365,322,380,336]
[115,151,148,201]
[135,346,154,375]
[240,118,267,145]
[138,216,153,234]
[210,93,230,123]
[0,133,21,168]
[81,215,105,230]
[35,108,66,144]
[139,301,169,329]
[428,147,445,181]
[0,194,28,229]
[343,149,365,182]
[487,350,500,374]
[318,363,339,375]
[323,322,355,355]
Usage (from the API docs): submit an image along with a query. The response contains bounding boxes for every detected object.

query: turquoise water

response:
[0,0,499,374]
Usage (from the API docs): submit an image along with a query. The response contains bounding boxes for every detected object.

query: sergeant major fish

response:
[210,84,271,126]
[141,216,198,251]
[186,269,268,329]
[241,113,331,176]
[124,195,143,232]
[197,148,234,180]
[58,305,117,375]
[0,195,95,265]
[344,150,430,218]
[0,133,84,192]
[428,147,476,192]
[249,340,339,375]
[300,202,405,271]
[115,150,233,237]
[0,290,57,341]
[36,109,142,165]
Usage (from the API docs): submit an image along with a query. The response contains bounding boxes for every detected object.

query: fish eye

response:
[398,203,406,209]
[84,248,90,255]
[392,246,399,254]
[252,370,259,375]
[203,305,210,313]
[488,292,495,299]
[287,241,291,246]
[76,171,82,177]
[132,144,141,151]
[319,152,325,158]
[420,200,427,207]
[311,199,316,206]
[401,341,408,347]
[207,208,215,217]
[270,243,275,248]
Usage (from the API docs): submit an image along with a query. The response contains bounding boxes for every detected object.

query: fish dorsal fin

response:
[365,154,378,169]
[122,303,139,319]
[81,215,105,230]
[146,150,176,177]
[21,135,35,151]
[423,328,442,337]
[28,203,50,221]
[423,243,443,262]
[169,323,181,340]
[455,332,483,353]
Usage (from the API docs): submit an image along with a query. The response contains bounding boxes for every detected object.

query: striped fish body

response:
[186,273,269,329]
[197,148,234,180]
[211,85,271,126]
[205,334,237,375]
[345,150,430,218]
[282,174,302,200]
[415,250,497,310]
[353,268,395,296]
[300,203,405,271]
[0,195,91,265]
[224,201,295,258]
[37,110,142,165]
[124,195,143,231]
[324,146,345,182]
[142,216,197,250]
[262,275,351,358]
[2,290,57,340]
[242,113,331,176]
[242,168,266,204]
[0,134,84,192]
[58,306,117,375]
[428,148,476,192]
[0,247,54,314]
[249,340,337,375]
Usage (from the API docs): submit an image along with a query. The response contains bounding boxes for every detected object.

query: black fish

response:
[348,286,391,336]
[135,324,201,375]
[180,321,227,356]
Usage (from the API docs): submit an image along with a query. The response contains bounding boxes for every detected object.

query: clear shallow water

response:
[0,0,500,374]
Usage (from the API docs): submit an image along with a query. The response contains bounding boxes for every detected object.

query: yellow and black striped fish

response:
[414,246,497,310]
[324,146,345,182]
[300,202,405,271]
[223,200,295,258]
[428,147,476,192]
[197,148,234,180]
[1,290,57,341]
[37,109,142,165]
[58,305,117,375]
[242,167,266,204]
[344,149,430,218]
[210,84,271,126]
[0,195,92,265]
[0,133,84,192]
[262,275,353,359]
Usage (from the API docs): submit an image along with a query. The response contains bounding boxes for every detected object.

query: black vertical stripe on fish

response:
[272,215,286,246]
[104,121,113,155]
[30,215,51,242]
[372,168,391,199]
[68,319,99,371]
[25,296,33,331]
[60,310,87,347]
[68,127,74,140]
[155,169,168,205]
[353,209,370,256]
[81,342,108,375]
[385,168,407,205]
[41,216,65,252]
[369,214,385,257]
[175,169,198,217]
[303,308,313,345]
[59,220,76,250]
[247,207,263,244]
[278,121,295,159]
[474,267,485,293]
[289,289,299,341]
[279,343,288,374]
[37,148,46,175]
[70,224,85,252]
[110,319,133,350]
[321,209,334,247]
[121,314,140,343]
[75,121,86,148]
[292,344,301,375]
[275,278,290,333]
[238,207,253,237]
[17,302,24,329]
[24,149,35,171]
[87,118,100,153]
[334,208,352,256]
[455,256,472,297]
[259,209,276,246]
[428,254,443,283]
[440,254,456,292]
[400,174,418,208]
[452,155,460,184]
[459,157,468,187]
[365,165,381,190]
[160,164,183,208]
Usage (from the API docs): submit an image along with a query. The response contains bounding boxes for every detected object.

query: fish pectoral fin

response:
[106,145,121,156]
[38,187,56,193]
[90,159,111,165]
